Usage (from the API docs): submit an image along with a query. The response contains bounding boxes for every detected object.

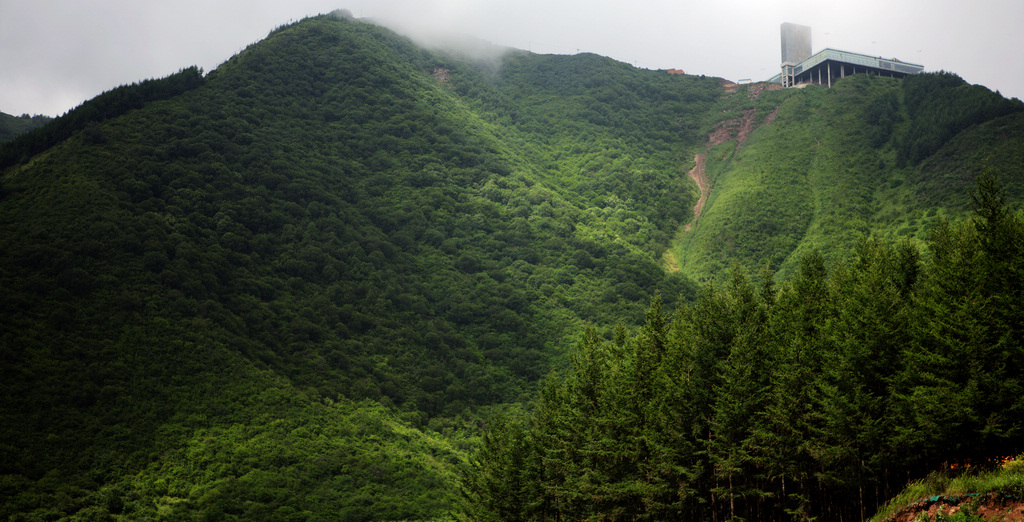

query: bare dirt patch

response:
[684,99,779,231]
[746,81,784,100]
[432,67,452,87]
[886,494,1024,522]
[684,150,710,231]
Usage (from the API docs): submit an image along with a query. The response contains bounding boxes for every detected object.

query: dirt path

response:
[684,151,710,231]
[684,105,777,231]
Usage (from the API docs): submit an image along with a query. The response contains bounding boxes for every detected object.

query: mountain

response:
[0,13,704,519]
[1,11,1021,520]
[671,71,1024,283]
[0,111,52,143]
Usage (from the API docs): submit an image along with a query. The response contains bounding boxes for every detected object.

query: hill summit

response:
[1,12,1022,520]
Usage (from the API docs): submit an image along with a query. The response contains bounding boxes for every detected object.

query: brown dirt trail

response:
[684,93,779,231]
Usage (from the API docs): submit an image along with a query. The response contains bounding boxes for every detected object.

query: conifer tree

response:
[901,168,1024,463]
[751,252,832,520]
[708,266,773,521]
[810,238,920,517]
[460,412,534,521]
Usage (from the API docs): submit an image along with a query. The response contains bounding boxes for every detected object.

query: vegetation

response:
[0,14,707,519]
[870,457,1024,521]
[0,67,204,169]
[463,170,1024,521]
[673,72,1024,284]
[0,112,51,143]
[895,71,1022,167]
[1,11,1022,521]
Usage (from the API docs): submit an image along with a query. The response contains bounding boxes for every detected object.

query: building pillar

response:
[828,62,832,87]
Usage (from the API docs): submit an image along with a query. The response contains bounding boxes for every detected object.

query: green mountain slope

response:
[464,172,1024,521]
[674,72,1024,283]
[0,13,709,519]
[0,112,52,143]
[2,10,1023,520]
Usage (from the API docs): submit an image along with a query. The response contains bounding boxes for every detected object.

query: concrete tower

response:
[781,23,812,64]
[780,23,811,87]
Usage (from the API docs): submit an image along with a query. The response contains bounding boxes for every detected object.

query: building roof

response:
[796,48,922,75]
[768,47,923,84]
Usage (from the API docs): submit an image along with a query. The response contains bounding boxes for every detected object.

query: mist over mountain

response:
[1,12,1021,520]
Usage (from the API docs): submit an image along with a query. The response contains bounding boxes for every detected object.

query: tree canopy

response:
[1,12,1022,520]
[463,170,1024,521]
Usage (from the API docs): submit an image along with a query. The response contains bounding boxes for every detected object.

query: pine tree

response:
[751,252,833,520]
[810,238,920,518]
[460,411,534,521]
[708,266,773,521]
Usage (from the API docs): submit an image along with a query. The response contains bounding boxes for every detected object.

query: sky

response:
[2,0,1022,117]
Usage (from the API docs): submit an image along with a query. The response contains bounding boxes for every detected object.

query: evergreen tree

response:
[751,252,833,520]
[460,412,534,521]
[900,167,1024,464]
[708,266,773,521]
[810,238,920,518]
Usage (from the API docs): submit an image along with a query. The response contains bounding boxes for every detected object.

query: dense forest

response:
[0,111,51,144]
[462,170,1024,521]
[0,67,204,169]
[1,11,1021,520]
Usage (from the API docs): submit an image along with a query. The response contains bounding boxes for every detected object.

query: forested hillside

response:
[0,111,51,143]
[1,11,1021,521]
[464,171,1024,521]
[673,71,1024,283]
[0,13,707,519]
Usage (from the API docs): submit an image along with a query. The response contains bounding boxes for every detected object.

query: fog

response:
[1,0,1021,117]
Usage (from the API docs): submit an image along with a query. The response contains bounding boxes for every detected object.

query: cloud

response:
[1,0,1021,116]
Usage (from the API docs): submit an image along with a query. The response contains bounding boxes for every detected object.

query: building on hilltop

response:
[770,23,923,88]
[781,22,812,67]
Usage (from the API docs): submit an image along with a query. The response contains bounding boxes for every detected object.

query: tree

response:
[901,167,1024,463]
[460,412,534,521]
[810,238,920,518]
[708,266,773,521]
[750,252,833,520]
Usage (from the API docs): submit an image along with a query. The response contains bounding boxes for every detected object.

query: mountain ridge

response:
[1,12,1022,520]
[1,15,704,518]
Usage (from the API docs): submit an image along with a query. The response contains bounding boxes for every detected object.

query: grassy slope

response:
[673,73,1024,284]
[676,85,820,281]
[870,457,1024,521]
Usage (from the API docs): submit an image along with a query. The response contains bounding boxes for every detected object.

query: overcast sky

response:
[2,0,1022,117]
